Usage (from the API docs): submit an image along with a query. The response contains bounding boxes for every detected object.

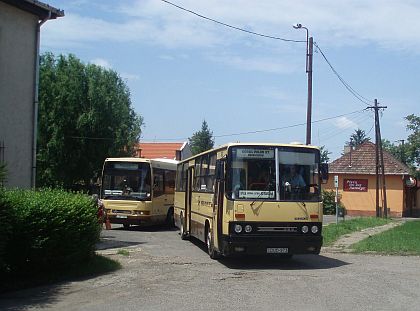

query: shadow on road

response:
[219,255,350,270]
[0,283,64,311]
[189,237,349,270]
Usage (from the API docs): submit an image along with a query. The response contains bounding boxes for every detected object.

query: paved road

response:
[1,223,420,311]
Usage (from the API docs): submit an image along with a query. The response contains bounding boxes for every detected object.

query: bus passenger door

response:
[213,159,225,252]
[183,167,193,236]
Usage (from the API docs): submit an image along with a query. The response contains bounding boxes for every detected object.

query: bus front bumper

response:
[106,214,152,226]
[220,235,322,256]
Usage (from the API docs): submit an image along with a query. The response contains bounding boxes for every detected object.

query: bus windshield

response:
[102,162,152,201]
[227,146,320,202]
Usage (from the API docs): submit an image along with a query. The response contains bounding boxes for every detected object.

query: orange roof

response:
[136,142,185,160]
[329,142,410,175]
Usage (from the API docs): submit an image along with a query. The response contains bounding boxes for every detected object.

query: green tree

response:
[405,114,420,170]
[382,139,406,164]
[189,120,215,155]
[37,53,143,189]
[320,145,331,163]
[347,128,371,147]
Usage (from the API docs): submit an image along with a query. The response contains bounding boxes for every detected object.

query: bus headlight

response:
[301,225,309,234]
[234,224,243,233]
[311,225,319,234]
[244,225,252,233]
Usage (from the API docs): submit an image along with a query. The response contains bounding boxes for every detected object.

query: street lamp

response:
[293,23,313,145]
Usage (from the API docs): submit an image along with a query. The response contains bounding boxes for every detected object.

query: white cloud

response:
[42,1,420,53]
[334,116,358,129]
[91,58,112,69]
[120,72,140,81]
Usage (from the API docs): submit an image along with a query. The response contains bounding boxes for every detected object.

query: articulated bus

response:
[100,157,177,229]
[174,143,328,259]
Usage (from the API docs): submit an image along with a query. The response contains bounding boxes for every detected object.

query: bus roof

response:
[179,142,320,163]
[104,157,178,170]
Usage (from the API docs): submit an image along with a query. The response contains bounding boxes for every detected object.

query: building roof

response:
[329,141,410,175]
[2,0,64,19]
[136,142,187,160]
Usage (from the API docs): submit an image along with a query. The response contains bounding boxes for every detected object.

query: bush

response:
[322,190,345,215]
[1,189,101,275]
[0,189,13,273]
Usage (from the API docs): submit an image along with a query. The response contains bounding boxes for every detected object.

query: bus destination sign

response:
[236,148,274,159]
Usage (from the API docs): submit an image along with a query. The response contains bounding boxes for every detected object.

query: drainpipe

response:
[32,11,51,189]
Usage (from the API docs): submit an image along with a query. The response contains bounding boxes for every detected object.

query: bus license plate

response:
[116,215,127,219]
[267,247,288,254]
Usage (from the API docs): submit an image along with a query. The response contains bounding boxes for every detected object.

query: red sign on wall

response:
[344,179,368,192]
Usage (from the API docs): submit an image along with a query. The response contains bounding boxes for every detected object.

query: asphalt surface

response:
[1,222,420,311]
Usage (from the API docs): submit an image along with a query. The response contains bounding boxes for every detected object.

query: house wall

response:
[0,2,38,188]
[324,173,405,217]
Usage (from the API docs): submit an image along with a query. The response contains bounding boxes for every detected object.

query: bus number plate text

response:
[267,247,288,254]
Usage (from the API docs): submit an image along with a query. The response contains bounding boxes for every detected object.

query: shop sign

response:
[343,179,368,192]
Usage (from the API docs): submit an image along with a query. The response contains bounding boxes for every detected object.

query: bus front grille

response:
[112,209,132,215]
[257,226,298,233]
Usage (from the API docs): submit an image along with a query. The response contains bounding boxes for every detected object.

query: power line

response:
[142,108,366,141]
[313,42,373,106]
[160,0,305,43]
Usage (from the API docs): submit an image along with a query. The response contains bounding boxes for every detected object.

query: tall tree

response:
[189,120,215,155]
[405,114,420,170]
[37,53,143,189]
[347,128,371,147]
[319,146,331,164]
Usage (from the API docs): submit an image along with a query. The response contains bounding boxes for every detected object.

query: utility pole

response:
[367,99,388,218]
[293,24,313,145]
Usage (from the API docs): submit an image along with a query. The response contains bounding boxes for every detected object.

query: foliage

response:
[0,189,101,275]
[189,120,215,155]
[382,114,419,178]
[0,190,12,273]
[37,53,143,189]
[352,220,420,255]
[0,163,6,187]
[346,128,371,147]
[319,145,331,163]
[322,190,344,215]
[323,217,392,246]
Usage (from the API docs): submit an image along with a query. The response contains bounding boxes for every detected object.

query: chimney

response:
[175,150,181,161]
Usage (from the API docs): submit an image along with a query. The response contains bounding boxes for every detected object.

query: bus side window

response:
[165,170,175,194]
[154,169,164,197]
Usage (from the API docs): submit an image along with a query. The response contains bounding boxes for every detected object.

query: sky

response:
[41,0,420,160]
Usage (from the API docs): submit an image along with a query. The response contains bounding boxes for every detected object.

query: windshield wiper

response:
[250,182,273,207]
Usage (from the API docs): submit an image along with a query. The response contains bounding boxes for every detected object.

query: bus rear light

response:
[234,224,243,233]
[135,211,150,216]
[235,213,245,220]
[301,225,309,233]
[310,214,318,219]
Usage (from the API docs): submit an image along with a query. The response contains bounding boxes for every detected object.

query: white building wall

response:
[0,2,38,188]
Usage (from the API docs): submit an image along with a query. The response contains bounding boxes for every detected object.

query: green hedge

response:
[322,190,345,215]
[0,189,101,275]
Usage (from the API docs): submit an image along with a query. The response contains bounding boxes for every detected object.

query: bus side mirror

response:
[215,160,225,181]
[320,163,329,184]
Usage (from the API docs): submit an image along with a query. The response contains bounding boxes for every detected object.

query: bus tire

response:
[123,224,130,230]
[206,224,221,260]
[165,207,175,228]
[180,214,188,240]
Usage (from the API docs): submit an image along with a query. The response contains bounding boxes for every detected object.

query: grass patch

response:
[117,249,130,256]
[352,221,420,255]
[0,254,121,293]
[323,217,392,246]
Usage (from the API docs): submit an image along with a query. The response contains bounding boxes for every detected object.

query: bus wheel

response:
[206,226,221,260]
[180,215,188,240]
[123,224,130,230]
[165,207,175,228]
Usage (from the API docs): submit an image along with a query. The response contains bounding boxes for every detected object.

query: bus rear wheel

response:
[206,226,221,260]
[123,224,130,230]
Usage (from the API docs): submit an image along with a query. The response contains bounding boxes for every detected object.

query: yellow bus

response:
[100,157,177,229]
[174,143,328,258]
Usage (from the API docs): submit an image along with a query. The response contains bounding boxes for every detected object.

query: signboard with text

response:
[343,179,368,192]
